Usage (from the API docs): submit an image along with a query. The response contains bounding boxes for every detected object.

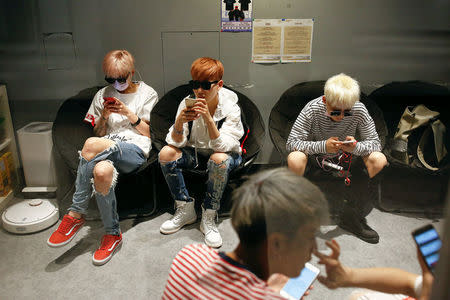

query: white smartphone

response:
[341,140,356,144]
[185,97,197,108]
[280,263,320,300]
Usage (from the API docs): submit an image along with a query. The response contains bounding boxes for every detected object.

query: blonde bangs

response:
[324,73,360,109]
[102,50,135,78]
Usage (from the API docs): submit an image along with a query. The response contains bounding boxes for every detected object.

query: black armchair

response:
[369,81,450,214]
[150,84,265,214]
[268,81,388,216]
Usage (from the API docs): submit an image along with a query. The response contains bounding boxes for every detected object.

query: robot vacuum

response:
[2,199,59,234]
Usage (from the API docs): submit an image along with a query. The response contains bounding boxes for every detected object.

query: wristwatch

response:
[131,117,141,127]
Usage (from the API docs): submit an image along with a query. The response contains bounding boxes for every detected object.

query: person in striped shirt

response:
[162,167,329,300]
[286,73,388,244]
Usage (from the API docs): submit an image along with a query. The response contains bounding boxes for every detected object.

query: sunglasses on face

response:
[329,110,352,117]
[189,80,219,90]
[104,72,130,84]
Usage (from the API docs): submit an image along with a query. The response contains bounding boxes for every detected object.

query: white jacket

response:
[166,88,244,154]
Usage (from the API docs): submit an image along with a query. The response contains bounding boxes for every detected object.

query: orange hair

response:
[190,57,224,81]
[102,50,135,78]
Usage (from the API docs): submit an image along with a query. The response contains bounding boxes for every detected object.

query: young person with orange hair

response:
[158,57,244,248]
[47,50,158,265]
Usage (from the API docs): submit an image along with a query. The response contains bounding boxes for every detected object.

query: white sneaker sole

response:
[160,216,197,235]
[92,240,122,266]
[200,225,222,248]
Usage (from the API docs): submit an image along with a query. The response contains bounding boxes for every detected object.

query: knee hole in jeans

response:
[209,153,230,168]
[159,146,182,164]
[92,160,118,196]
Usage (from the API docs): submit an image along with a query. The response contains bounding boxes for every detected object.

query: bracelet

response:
[131,117,141,127]
[174,128,183,135]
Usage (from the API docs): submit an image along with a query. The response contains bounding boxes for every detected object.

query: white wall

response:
[1,0,449,163]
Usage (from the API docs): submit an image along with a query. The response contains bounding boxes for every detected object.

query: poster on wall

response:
[251,19,282,63]
[221,0,253,32]
[281,19,314,63]
[252,19,314,63]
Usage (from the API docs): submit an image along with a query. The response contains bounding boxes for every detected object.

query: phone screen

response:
[281,263,319,299]
[413,225,441,273]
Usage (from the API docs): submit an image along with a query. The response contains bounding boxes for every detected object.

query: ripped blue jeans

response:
[69,141,146,235]
[159,147,242,211]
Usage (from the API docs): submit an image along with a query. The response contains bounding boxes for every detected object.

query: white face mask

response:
[114,80,129,91]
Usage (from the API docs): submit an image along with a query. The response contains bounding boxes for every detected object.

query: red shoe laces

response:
[57,216,76,233]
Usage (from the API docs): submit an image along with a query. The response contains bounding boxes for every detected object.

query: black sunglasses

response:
[330,110,352,117]
[105,72,130,84]
[189,80,219,90]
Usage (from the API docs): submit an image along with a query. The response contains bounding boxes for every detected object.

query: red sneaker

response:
[47,214,85,247]
[92,233,122,266]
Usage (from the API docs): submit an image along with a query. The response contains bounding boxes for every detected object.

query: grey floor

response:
[0,196,443,300]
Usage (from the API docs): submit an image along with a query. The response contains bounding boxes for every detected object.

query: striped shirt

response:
[162,244,286,300]
[286,96,381,157]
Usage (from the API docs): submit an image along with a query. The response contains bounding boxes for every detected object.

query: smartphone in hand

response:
[185,97,197,108]
[280,263,320,300]
[412,224,442,274]
[103,97,117,105]
[341,140,356,144]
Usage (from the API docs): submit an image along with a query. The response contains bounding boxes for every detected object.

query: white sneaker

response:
[160,200,197,234]
[200,207,222,248]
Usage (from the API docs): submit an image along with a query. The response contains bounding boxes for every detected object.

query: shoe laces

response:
[172,205,188,222]
[99,235,119,250]
[57,216,76,234]
[203,211,218,233]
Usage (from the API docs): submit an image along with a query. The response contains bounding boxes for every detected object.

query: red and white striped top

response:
[162,244,286,300]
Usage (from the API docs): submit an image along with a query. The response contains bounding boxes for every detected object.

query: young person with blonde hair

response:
[47,50,158,265]
[286,73,388,244]
[158,57,244,248]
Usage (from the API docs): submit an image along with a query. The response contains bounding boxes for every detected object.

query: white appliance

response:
[16,122,56,187]
[2,198,58,234]
[2,122,59,234]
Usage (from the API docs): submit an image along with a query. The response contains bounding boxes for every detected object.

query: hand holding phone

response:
[185,97,197,108]
[412,224,441,274]
[103,97,117,105]
[280,263,320,299]
[340,140,356,145]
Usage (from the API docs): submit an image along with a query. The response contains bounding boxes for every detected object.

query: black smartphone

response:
[412,224,442,274]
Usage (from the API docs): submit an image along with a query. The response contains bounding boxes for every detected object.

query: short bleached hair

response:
[102,50,135,78]
[231,167,328,247]
[324,73,360,109]
[190,57,224,81]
